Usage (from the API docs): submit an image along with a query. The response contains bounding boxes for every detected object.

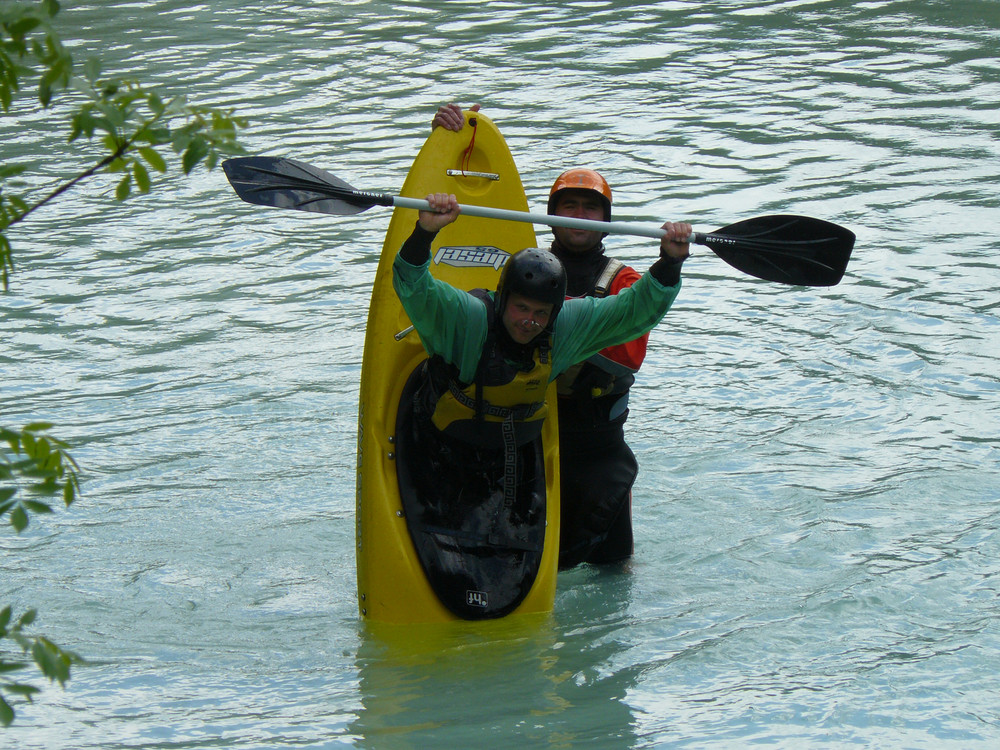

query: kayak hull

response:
[356,112,560,624]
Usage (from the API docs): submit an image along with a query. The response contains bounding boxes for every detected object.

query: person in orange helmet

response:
[433,103,667,570]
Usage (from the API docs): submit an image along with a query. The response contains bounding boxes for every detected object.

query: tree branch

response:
[4,141,130,231]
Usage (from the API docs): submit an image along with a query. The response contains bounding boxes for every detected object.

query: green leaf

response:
[95,100,126,131]
[10,505,27,532]
[29,437,51,463]
[0,163,28,179]
[22,500,53,514]
[23,467,58,483]
[0,488,15,503]
[85,116,118,143]
[17,609,37,628]
[0,696,13,728]
[2,426,22,446]
[102,133,124,156]
[68,111,92,141]
[3,683,41,698]
[115,173,131,201]
[39,55,71,105]
[105,155,129,173]
[31,641,54,679]
[147,91,164,114]
[33,638,72,685]
[7,18,42,39]
[138,126,171,145]
[210,114,236,139]
[0,605,10,631]
[8,194,29,214]
[63,478,76,507]
[133,160,150,193]
[37,78,52,107]
[22,422,54,433]
[182,137,210,174]
[138,147,167,173]
[45,450,63,473]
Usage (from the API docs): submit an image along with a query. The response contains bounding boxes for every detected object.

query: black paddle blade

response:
[698,214,855,287]
[222,157,392,215]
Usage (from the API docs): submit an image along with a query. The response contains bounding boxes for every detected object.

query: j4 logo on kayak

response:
[435,245,510,271]
[466,589,489,608]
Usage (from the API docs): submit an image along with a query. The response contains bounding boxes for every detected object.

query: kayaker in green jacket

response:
[393,192,689,454]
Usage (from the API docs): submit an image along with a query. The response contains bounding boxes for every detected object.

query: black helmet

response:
[496,248,567,324]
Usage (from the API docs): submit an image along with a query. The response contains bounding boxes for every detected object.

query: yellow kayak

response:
[355,111,560,624]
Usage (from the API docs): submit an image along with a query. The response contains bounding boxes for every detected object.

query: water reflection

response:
[351,568,638,748]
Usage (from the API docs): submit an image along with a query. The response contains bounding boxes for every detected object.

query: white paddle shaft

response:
[391,196,690,242]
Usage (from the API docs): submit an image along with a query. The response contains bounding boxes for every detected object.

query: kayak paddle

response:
[222,156,855,287]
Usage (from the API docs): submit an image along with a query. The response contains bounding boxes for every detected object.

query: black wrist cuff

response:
[399,222,437,265]
[650,256,684,286]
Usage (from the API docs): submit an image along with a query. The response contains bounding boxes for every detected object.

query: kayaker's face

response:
[502,292,554,344]
[551,190,606,253]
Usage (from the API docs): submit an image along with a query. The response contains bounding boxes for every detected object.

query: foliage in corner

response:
[0,0,247,291]
[0,421,83,726]
[0,605,83,728]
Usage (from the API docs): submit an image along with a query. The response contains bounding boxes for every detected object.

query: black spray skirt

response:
[394,365,547,620]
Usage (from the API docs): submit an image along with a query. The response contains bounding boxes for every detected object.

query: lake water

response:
[3,0,1000,747]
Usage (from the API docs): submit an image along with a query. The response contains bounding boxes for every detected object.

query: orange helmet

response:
[547,168,612,221]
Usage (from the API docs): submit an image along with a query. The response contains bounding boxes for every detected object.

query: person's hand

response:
[418,193,461,232]
[432,102,481,131]
[659,221,692,262]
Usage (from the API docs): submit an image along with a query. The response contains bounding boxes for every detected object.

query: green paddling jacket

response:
[392,225,683,385]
